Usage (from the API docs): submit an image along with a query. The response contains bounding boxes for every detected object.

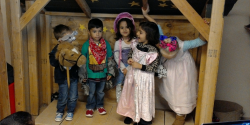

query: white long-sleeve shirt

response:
[113,39,131,71]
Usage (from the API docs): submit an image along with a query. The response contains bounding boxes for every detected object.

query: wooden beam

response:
[19,0,50,31]
[10,0,26,112]
[195,44,208,125]
[199,0,225,124]
[26,1,39,115]
[45,12,187,20]
[75,0,91,18]
[0,0,11,120]
[45,15,52,104]
[40,14,48,104]
[171,0,210,41]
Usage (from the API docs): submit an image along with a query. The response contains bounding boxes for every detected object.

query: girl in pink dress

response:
[117,22,160,125]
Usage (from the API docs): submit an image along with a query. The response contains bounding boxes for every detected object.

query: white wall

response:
[216,0,250,118]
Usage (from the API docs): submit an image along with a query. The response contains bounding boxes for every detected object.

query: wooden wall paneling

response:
[0,0,11,120]
[171,0,210,41]
[20,0,50,30]
[36,14,43,108]
[10,0,26,112]
[199,0,225,124]
[40,14,48,105]
[1,0,12,64]
[45,15,52,104]
[22,25,30,113]
[26,1,39,115]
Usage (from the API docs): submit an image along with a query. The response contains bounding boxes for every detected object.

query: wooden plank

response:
[165,111,194,125]
[1,0,12,64]
[74,104,113,125]
[19,0,50,30]
[35,100,66,125]
[0,0,11,119]
[26,1,39,115]
[153,110,165,125]
[75,0,91,18]
[45,11,187,20]
[36,14,43,109]
[195,44,208,125]
[199,0,225,124]
[45,15,52,104]
[40,14,48,104]
[104,105,125,125]
[10,0,26,112]
[171,0,210,41]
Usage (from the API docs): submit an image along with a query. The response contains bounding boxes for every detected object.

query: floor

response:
[35,100,194,125]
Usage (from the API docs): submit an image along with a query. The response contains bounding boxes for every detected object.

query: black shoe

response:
[124,117,133,124]
[134,119,152,125]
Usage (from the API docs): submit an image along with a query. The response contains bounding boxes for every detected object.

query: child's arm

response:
[182,37,206,52]
[142,5,157,24]
[127,49,133,65]
[106,41,115,80]
[78,64,87,83]
[49,45,59,67]
[132,48,160,73]
[113,41,127,71]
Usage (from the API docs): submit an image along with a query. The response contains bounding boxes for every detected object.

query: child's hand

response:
[127,58,134,65]
[132,62,142,69]
[141,4,150,15]
[83,79,87,83]
[122,68,127,75]
[107,75,112,80]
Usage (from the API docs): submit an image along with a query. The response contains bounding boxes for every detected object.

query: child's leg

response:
[96,81,105,108]
[116,69,125,102]
[173,114,186,125]
[57,80,68,113]
[86,80,97,109]
[67,78,78,113]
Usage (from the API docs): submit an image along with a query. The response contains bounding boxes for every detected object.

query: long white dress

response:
[159,38,198,114]
[117,41,158,122]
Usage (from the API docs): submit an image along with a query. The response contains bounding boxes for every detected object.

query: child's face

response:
[119,21,130,38]
[58,31,73,43]
[89,27,103,42]
[136,26,147,44]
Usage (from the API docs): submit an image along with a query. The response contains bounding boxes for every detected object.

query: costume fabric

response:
[159,37,206,114]
[117,40,159,122]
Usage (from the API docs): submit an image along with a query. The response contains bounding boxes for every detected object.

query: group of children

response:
[49,6,206,125]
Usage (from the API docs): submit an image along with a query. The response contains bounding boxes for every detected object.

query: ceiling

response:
[21,0,238,16]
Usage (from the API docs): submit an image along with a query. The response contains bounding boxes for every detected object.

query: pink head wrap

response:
[114,12,135,33]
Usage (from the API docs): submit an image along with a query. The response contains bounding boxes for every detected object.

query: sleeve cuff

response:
[141,65,146,71]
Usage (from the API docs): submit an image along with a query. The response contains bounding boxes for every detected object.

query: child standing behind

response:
[80,18,113,117]
[49,24,79,122]
[142,6,207,125]
[113,12,136,102]
[117,22,160,125]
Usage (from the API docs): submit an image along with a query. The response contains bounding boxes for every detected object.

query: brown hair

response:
[53,24,72,40]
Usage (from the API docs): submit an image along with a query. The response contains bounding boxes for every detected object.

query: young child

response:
[80,18,113,117]
[113,12,136,102]
[117,21,160,125]
[49,24,79,121]
[0,111,35,125]
[142,6,207,125]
